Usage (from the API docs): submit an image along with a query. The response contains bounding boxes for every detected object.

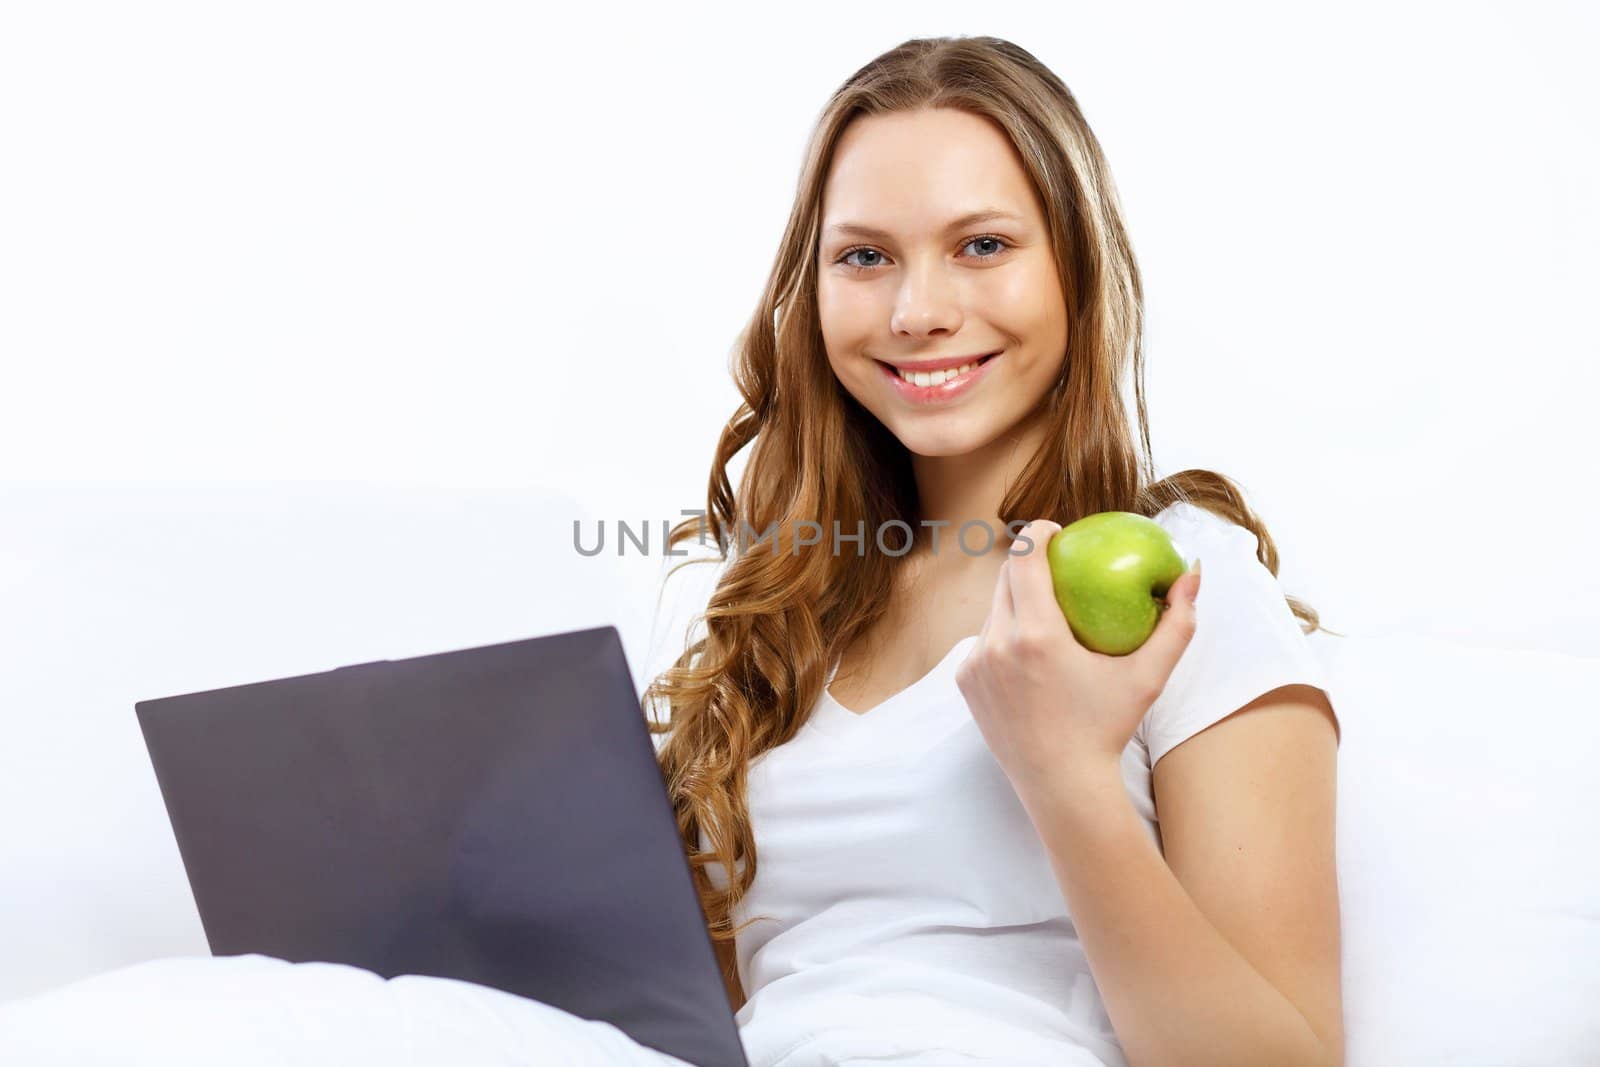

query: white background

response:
[1,0,1596,1002]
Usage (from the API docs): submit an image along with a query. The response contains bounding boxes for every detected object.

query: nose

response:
[889,261,963,339]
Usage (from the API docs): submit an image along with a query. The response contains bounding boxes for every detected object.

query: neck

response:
[907,410,1050,567]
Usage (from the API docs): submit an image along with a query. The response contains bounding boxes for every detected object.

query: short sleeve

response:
[1137,502,1338,769]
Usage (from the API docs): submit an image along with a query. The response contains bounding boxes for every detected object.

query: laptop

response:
[135,625,750,1067]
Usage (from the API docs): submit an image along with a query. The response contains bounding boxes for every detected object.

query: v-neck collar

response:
[809,634,979,737]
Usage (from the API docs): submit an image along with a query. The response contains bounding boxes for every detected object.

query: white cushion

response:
[0,953,694,1066]
[1313,630,1600,1065]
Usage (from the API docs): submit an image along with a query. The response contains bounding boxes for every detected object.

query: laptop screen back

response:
[135,626,747,1067]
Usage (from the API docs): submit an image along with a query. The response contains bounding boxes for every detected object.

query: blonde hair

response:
[640,33,1334,969]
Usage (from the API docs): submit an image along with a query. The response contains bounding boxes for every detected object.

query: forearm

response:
[1016,768,1337,1067]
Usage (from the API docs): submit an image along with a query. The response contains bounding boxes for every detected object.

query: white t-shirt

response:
[651,502,1340,1067]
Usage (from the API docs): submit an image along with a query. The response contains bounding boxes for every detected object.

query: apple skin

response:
[1043,512,1189,656]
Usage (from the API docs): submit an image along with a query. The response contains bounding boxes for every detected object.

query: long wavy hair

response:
[639,33,1337,980]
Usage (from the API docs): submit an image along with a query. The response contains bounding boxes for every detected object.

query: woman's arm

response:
[1016,684,1343,1067]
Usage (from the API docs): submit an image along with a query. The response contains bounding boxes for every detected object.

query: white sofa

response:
[1310,630,1599,1065]
[0,487,1595,1065]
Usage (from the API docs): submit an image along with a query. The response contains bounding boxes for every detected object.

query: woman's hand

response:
[954,518,1203,798]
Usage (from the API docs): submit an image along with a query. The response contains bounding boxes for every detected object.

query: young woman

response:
[642,33,1344,1067]
[0,33,1342,1067]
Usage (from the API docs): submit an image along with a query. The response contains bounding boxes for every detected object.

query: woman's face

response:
[816,107,1069,458]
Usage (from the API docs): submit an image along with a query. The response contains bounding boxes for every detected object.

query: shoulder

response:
[1150,500,1259,559]
[1136,500,1335,767]
[1148,500,1291,620]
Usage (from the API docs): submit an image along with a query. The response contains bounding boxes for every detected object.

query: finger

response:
[1133,565,1202,680]
[982,554,1015,643]
[1006,519,1066,633]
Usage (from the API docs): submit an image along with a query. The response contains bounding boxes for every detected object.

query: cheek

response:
[989,266,1061,330]
[995,271,1069,376]
[817,283,878,367]
[818,278,878,332]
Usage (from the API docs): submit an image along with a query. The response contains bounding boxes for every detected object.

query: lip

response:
[878,350,1001,405]
[881,351,1000,373]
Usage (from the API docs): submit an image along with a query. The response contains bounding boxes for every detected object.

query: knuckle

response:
[1013,629,1048,659]
[953,659,979,694]
[994,632,1038,664]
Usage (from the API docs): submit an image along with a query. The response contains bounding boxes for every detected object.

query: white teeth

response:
[895,359,982,387]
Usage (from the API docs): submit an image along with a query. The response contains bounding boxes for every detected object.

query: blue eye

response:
[839,248,886,270]
[834,234,1013,273]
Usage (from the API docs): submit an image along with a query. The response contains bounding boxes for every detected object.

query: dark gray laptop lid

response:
[135,625,748,1067]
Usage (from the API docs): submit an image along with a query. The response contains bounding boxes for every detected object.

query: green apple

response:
[1043,511,1189,656]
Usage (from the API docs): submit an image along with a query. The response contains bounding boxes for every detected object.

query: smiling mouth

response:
[878,352,1000,387]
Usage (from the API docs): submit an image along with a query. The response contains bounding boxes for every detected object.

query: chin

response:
[889,421,996,459]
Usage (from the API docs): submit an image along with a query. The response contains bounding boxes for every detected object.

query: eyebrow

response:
[822,208,1026,242]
